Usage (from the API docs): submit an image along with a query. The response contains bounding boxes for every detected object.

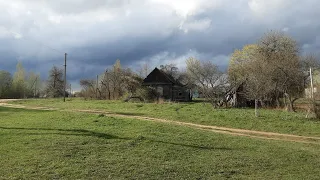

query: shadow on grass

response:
[187,99,208,104]
[0,126,232,151]
[0,126,126,140]
[113,112,145,116]
[0,107,50,113]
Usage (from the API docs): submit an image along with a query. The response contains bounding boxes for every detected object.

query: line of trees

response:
[0,62,70,99]
[77,30,319,116]
[182,31,319,115]
[0,62,41,99]
[79,59,147,100]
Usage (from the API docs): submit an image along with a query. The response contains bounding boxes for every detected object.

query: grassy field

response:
[0,106,320,179]
[12,98,320,137]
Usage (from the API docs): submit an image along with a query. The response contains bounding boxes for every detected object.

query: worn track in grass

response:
[1,100,320,145]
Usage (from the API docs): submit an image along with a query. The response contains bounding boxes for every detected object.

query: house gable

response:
[143,68,175,85]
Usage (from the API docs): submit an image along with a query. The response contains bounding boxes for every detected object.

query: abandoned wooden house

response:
[142,68,192,102]
[226,83,254,107]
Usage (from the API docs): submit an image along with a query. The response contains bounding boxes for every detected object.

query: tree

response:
[100,69,112,100]
[46,66,64,98]
[80,79,96,99]
[122,68,143,95]
[300,54,320,118]
[300,53,320,87]
[186,57,228,107]
[257,31,303,111]
[229,30,306,112]
[111,59,123,99]
[229,44,271,115]
[25,72,41,98]
[12,62,26,98]
[79,59,143,100]
[243,57,273,117]
[228,44,259,88]
[0,71,13,98]
[160,64,179,79]
[138,63,150,78]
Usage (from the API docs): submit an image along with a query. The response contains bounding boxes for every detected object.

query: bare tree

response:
[160,64,179,79]
[79,60,144,100]
[186,57,228,107]
[257,30,303,111]
[46,66,64,98]
[300,53,320,87]
[244,57,273,116]
[12,62,26,98]
[100,69,112,100]
[138,63,150,78]
[80,79,96,99]
[229,31,306,112]
[25,72,41,98]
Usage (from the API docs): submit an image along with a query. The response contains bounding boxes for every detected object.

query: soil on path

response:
[1,99,319,145]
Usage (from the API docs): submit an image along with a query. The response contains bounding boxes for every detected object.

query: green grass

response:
[12,98,320,137]
[0,106,320,179]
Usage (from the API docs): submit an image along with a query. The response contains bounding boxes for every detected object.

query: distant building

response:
[142,68,192,102]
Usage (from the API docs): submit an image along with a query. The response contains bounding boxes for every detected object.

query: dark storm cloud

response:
[2,0,320,90]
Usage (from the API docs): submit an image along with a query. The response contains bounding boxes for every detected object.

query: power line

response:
[7,29,70,102]
[7,30,64,54]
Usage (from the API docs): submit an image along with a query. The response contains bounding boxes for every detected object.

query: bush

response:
[135,87,159,102]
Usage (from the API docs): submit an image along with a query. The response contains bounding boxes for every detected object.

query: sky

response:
[1,0,320,90]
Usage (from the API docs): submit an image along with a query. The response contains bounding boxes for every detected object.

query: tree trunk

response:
[260,99,265,108]
[113,87,116,100]
[255,99,259,117]
[275,91,281,108]
[286,101,294,112]
[107,84,111,100]
[234,93,238,108]
[224,99,228,108]
[284,93,297,112]
[276,97,281,108]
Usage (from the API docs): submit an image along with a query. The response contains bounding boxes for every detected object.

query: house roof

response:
[143,68,184,86]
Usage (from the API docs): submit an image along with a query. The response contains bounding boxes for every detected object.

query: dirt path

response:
[1,100,320,145]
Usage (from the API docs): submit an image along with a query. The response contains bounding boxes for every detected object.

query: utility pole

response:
[64,53,67,102]
[310,67,314,99]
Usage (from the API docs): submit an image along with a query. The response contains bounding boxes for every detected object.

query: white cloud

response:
[48,15,62,24]
[248,0,291,14]
[282,27,289,32]
[0,27,11,38]
[149,0,198,17]
[13,32,23,39]
[180,18,212,33]
[149,0,223,17]
[136,49,208,70]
